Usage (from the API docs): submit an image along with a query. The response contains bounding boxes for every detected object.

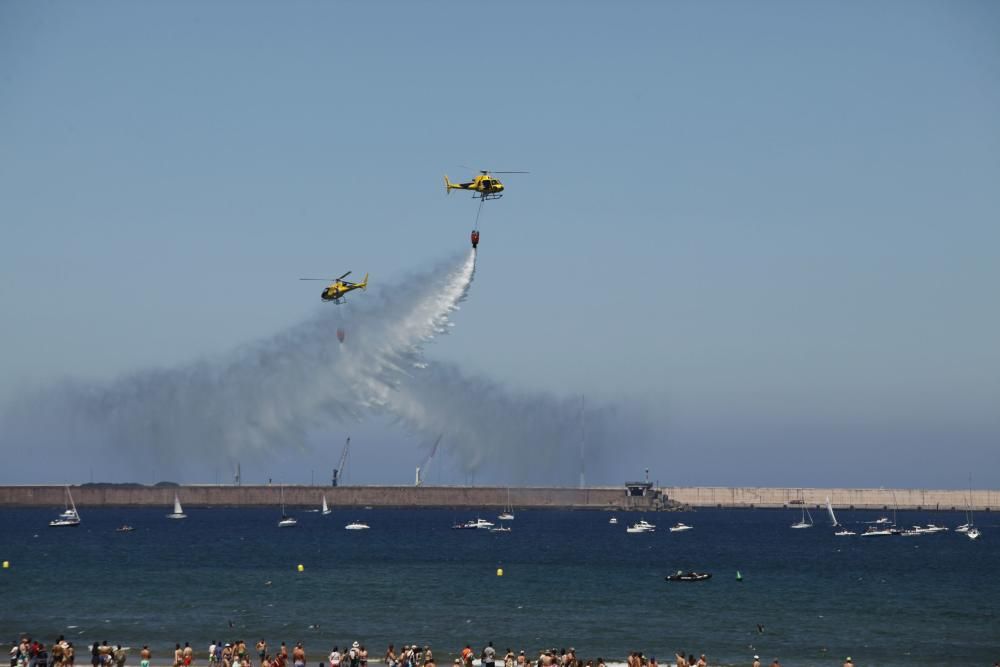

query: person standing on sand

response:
[113,646,126,667]
[257,642,267,667]
[174,645,183,667]
[139,648,150,667]
[183,644,194,667]
[292,644,305,667]
[481,643,495,667]
[503,650,514,667]
[382,646,394,667]
[751,656,759,667]
[696,656,706,667]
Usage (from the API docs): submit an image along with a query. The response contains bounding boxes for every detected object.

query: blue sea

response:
[1,506,997,666]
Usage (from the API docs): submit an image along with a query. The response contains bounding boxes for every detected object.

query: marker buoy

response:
[496,567,503,577]
[2,560,8,569]
[736,570,743,581]
[297,564,304,572]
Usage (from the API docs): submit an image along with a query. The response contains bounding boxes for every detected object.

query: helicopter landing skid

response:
[477,193,503,201]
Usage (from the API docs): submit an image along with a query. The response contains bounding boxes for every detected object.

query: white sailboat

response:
[965,486,981,540]
[278,486,297,527]
[49,486,81,527]
[827,497,856,535]
[166,493,187,520]
[321,494,331,516]
[498,488,515,521]
[790,507,813,529]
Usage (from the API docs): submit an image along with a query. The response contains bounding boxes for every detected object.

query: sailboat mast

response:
[578,395,586,489]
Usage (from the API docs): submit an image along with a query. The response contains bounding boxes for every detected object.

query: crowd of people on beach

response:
[10,634,877,667]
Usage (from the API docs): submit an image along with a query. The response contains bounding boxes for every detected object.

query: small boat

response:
[321,494,331,516]
[967,527,981,540]
[489,526,512,533]
[901,526,924,537]
[626,519,656,533]
[955,523,971,534]
[665,571,712,582]
[277,487,297,528]
[860,525,895,537]
[669,522,693,532]
[790,507,814,529]
[452,518,495,530]
[868,516,891,525]
[608,516,618,525]
[166,494,187,520]
[834,528,857,536]
[345,521,370,530]
[49,486,81,528]
[116,525,134,533]
[923,523,949,533]
[497,488,515,521]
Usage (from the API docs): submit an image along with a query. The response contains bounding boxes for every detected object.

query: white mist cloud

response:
[2,249,639,484]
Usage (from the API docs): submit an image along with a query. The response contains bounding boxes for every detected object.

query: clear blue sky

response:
[1,1,998,487]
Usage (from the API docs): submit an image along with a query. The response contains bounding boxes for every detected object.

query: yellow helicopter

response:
[299,271,368,304]
[444,169,528,201]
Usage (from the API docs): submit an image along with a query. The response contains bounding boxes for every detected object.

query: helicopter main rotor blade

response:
[337,271,352,280]
[491,171,530,173]
[300,278,334,281]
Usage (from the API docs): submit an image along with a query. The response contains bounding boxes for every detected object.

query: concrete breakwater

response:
[0,484,995,511]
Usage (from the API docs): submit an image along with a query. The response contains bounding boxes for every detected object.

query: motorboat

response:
[790,507,814,529]
[665,571,712,582]
[860,525,895,537]
[955,523,970,534]
[166,494,187,520]
[489,526,512,533]
[868,517,891,525]
[966,527,981,540]
[834,528,857,536]
[901,526,924,537]
[452,518,494,530]
[116,525,135,533]
[923,524,948,533]
[345,521,370,530]
[49,486,81,528]
[608,516,618,525]
[669,522,693,532]
[626,520,656,533]
[497,512,515,521]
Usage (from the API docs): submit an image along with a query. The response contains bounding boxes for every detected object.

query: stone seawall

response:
[0,485,665,510]
[0,485,995,510]
[663,486,997,511]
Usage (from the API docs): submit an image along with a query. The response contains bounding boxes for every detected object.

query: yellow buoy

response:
[2,561,8,569]
[496,567,503,577]
[297,564,304,572]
